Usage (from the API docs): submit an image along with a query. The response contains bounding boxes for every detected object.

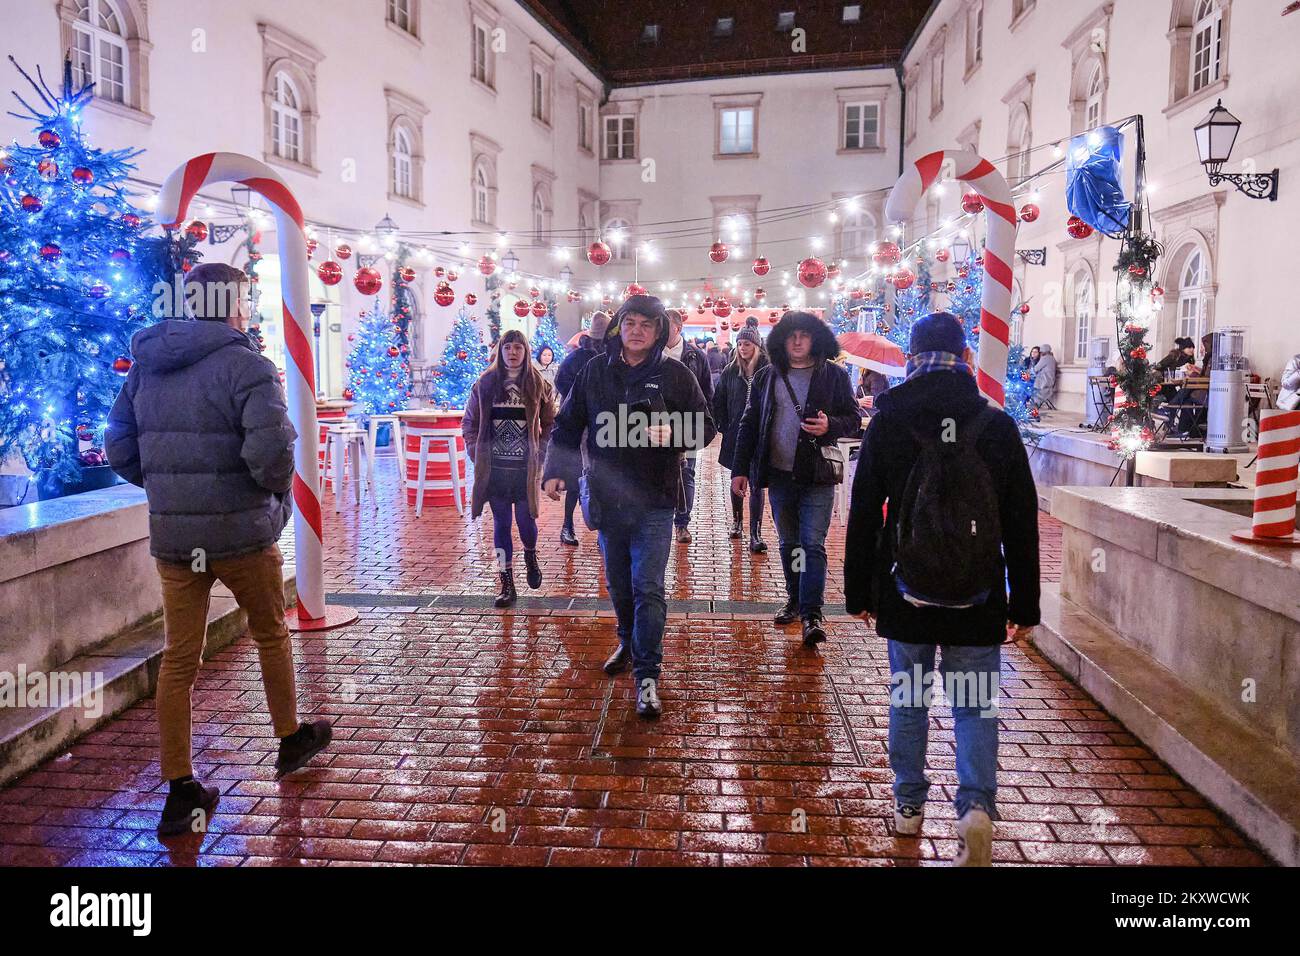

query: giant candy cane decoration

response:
[1232,408,1300,547]
[886,149,1018,407]
[157,153,357,629]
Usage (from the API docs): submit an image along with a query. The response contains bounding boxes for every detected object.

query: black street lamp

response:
[501,248,519,275]
[559,264,573,288]
[1193,100,1279,202]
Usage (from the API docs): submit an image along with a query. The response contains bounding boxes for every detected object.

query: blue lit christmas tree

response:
[532,300,564,361]
[343,301,410,415]
[946,251,1032,428]
[0,57,195,492]
[389,244,415,389]
[432,307,487,407]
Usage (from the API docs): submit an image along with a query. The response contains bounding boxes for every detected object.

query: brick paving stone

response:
[0,449,1267,867]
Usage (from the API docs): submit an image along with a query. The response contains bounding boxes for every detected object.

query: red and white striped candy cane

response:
[1250,408,1300,538]
[885,149,1018,407]
[157,153,340,625]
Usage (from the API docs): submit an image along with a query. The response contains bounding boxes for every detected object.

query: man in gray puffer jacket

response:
[107,262,331,837]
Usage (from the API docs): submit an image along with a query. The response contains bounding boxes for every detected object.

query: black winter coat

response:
[555,345,598,399]
[711,354,769,471]
[544,334,716,516]
[843,369,1041,646]
[730,359,860,487]
[677,341,714,405]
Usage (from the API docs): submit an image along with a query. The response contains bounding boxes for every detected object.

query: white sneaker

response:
[893,803,924,836]
[953,808,993,866]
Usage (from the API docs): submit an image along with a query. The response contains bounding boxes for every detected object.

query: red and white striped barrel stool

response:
[395,409,468,513]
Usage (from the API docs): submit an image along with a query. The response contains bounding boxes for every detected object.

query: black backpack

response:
[892,406,1002,608]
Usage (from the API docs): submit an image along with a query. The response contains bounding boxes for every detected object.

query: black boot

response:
[494,568,517,607]
[523,549,542,589]
[749,529,767,553]
[802,613,827,647]
[603,643,629,675]
[275,719,334,779]
[157,778,220,837]
[729,518,743,539]
[774,598,800,626]
[560,525,579,546]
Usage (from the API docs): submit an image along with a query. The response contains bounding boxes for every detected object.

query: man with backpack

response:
[731,311,860,647]
[843,311,1040,866]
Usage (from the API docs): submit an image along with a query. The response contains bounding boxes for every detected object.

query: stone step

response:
[0,569,295,789]
[1035,582,1300,867]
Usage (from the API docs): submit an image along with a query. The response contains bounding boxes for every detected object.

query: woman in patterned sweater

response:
[463,330,557,607]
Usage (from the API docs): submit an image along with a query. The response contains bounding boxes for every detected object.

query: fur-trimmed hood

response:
[765,310,840,371]
[603,294,671,374]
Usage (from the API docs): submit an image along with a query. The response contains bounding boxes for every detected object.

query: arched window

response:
[271,71,302,163]
[473,162,491,225]
[533,189,550,245]
[720,212,753,259]
[1192,0,1223,93]
[605,218,631,261]
[1085,63,1104,130]
[1073,271,1095,362]
[1007,106,1031,186]
[71,0,128,103]
[1177,249,1208,341]
[839,209,874,261]
[391,127,413,198]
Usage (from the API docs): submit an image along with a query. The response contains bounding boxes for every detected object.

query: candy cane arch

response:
[1232,408,1300,546]
[886,149,1018,407]
[157,153,357,629]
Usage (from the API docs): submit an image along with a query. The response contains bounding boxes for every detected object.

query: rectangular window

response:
[579,102,591,150]
[640,24,659,44]
[905,83,917,140]
[1192,18,1221,91]
[719,107,755,154]
[472,24,490,86]
[604,115,635,160]
[842,102,879,150]
[776,11,795,31]
[714,17,734,38]
[387,0,412,33]
[968,1,984,68]
[842,4,862,23]
[931,51,944,114]
[532,69,545,122]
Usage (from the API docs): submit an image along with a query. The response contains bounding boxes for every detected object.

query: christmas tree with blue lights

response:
[0,57,194,493]
[946,252,1032,428]
[432,307,487,407]
[532,300,564,362]
[343,301,410,415]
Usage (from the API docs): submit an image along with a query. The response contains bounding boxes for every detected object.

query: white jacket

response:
[1279,353,1300,410]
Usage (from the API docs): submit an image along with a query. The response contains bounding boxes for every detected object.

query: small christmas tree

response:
[532,301,564,361]
[390,244,415,389]
[1107,233,1164,457]
[343,301,410,415]
[0,56,197,491]
[432,307,488,407]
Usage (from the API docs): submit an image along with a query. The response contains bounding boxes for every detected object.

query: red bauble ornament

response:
[456,350,469,361]
[112,356,132,374]
[768,312,779,324]
[752,256,770,276]
[353,266,383,296]
[38,129,60,148]
[587,241,611,266]
[40,242,62,261]
[709,241,729,264]
[566,290,580,303]
[754,287,766,300]
[1130,347,1148,360]
[891,267,916,290]
[335,243,353,260]
[464,292,478,306]
[956,264,970,278]
[447,270,459,283]
[20,194,42,212]
[797,257,827,288]
[827,264,841,280]
[477,255,496,276]
[513,299,531,318]
[399,266,416,283]
[720,321,730,331]
[342,388,354,400]
[527,286,540,299]
[317,260,343,285]
[531,300,547,318]
[88,281,109,299]
[37,159,59,181]
[935,248,950,263]
[713,298,732,318]
[873,241,902,266]
[1019,203,1040,223]
[1151,285,1165,298]
[434,281,455,307]
[388,347,399,357]
[1067,216,1093,239]
[1127,264,1146,278]
[434,266,445,279]
[624,283,646,297]
[305,238,318,258]
[702,296,714,309]
[181,259,193,273]
[185,220,208,242]
[961,191,985,215]
[1019,303,1031,315]
[121,212,141,228]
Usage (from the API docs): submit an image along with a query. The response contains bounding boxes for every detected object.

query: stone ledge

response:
[1035,582,1299,867]
[0,566,295,788]
[0,485,149,586]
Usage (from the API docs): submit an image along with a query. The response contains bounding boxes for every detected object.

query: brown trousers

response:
[155,544,298,780]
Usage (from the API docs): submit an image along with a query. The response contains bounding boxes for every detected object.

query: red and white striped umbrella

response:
[837,332,907,377]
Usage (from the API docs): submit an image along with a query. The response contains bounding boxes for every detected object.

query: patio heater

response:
[1205,327,1249,454]
[1086,335,1112,429]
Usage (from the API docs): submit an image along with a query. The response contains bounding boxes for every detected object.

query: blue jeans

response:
[886,640,1002,819]
[674,456,696,528]
[765,469,834,616]
[598,507,674,682]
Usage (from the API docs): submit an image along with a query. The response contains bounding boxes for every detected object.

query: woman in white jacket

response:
[1279,352,1300,410]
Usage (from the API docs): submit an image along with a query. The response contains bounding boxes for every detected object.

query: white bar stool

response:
[413,429,466,517]
[323,422,377,511]
[366,414,406,468]
[835,437,861,527]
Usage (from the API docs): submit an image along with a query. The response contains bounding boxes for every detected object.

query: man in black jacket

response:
[665,309,714,543]
[543,295,715,719]
[843,311,1040,866]
[552,311,610,546]
[731,311,860,646]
